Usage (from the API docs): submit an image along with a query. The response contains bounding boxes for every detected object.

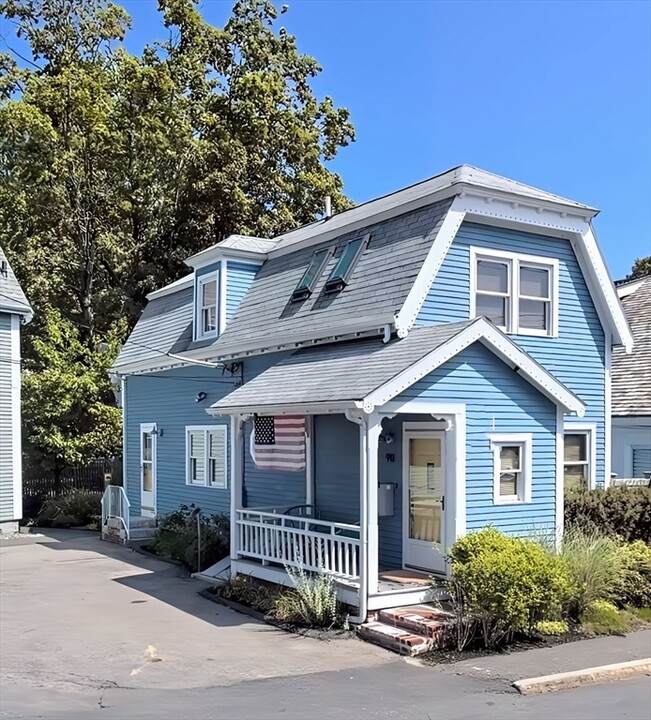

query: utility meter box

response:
[378,483,395,517]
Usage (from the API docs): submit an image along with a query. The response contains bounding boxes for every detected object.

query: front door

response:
[403,429,446,573]
[140,423,157,517]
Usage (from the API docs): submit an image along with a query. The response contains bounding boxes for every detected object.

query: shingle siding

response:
[418,221,606,486]
[0,313,16,521]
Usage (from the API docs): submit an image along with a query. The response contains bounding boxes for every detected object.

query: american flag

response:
[250,415,306,472]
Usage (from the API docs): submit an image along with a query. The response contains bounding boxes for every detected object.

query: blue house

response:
[110,165,632,617]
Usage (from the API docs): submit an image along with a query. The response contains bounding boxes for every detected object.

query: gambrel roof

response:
[0,246,32,322]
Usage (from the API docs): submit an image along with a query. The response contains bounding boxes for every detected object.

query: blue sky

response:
[8,0,651,277]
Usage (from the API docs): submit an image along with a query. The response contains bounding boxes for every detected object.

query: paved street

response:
[1,530,650,720]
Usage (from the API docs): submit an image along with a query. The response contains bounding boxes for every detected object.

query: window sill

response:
[493,497,531,506]
[185,481,228,490]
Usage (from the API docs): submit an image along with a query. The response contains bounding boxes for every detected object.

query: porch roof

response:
[208,318,585,416]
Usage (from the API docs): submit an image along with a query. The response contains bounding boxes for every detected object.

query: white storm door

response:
[140,423,157,517]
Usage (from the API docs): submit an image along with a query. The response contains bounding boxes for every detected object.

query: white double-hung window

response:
[186,426,228,488]
[563,424,596,490]
[489,433,533,504]
[196,273,218,339]
[471,248,558,337]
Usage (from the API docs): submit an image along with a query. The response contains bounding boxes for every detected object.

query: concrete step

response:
[129,516,157,529]
[358,621,432,656]
[129,527,157,541]
[378,604,454,640]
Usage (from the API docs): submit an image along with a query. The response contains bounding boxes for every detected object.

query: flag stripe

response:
[251,415,306,472]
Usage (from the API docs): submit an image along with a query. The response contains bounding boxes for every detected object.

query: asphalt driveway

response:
[0,529,389,694]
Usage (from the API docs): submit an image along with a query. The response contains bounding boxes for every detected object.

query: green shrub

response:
[273,566,341,628]
[582,600,631,635]
[217,575,276,614]
[617,541,651,608]
[448,528,572,648]
[565,486,651,543]
[151,504,229,573]
[534,620,569,636]
[37,490,102,527]
[559,529,629,620]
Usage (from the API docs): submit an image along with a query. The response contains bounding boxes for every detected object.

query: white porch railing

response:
[101,485,130,540]
[236,508,361,582]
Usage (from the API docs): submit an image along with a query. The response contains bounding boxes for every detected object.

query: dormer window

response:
[196,273,218,339]
[292,249,330,302]
[324,235,368,294]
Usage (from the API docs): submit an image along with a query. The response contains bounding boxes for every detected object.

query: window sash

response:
[197,276,218,337]
[499,445,522,498]
[490,436,531,503]
[187,427,227,488]
[564,432,591,490]
[473,252,555,336]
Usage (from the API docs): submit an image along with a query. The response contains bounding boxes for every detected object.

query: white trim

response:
[271,166,595,259]
[488,433,532,505]
[230,417,244,559]
[469,246,559,338]
[146,274,194,301]
[139,422,157,517]
[604,334,612,487]
[10,314,22,519]
[185,244,270,270]
[305,416,314,505]
[563,422,597,490]
[555,407,564,547]
[363,318,585,416]
[185,425,228,489]
[402,426,448,573]
[219,261,228,332]
[367,415,381,594]
[575,226,632,352]
[382,401,467,543]
[195,272,220,341]
[395,198,467,334]
[208,401,358,418]
[121,375,127,503]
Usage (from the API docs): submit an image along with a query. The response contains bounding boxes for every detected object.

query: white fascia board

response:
[147,274,194,301]
[205,401,358,417]
[395,198,467,335]
[361,317,585,415]
[0,303,33,323]
[185,246,267,270]
[571,226,633,352]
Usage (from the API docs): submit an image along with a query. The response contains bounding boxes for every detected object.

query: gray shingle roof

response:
[113,286,193,371]
[210,198,453,355]
[612,276,651,416]
[0,246,32,320]
[210,322,475,411]
[273,165,596,252]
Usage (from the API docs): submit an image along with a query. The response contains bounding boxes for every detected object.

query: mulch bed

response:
[200,587,355,641]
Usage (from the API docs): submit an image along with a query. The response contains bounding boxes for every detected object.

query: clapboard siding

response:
[418,221,606,486]
[124,365,233,517]
[226,262,260,325]
[0,313,15,521]
[376,342,557,568]
[240,353,306,509]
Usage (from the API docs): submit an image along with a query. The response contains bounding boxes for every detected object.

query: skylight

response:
[323,235,368,294]
[291,248,330,301]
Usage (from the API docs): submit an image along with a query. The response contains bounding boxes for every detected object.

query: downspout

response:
[344,409,369,625]
[382,323,392,344]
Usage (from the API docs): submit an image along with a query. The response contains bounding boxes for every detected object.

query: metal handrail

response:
[101,485,131,540]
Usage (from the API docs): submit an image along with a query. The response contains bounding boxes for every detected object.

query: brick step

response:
[378,604,454,640]
[358,621,432,656]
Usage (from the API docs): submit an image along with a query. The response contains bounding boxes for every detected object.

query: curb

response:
[513,658,651,695]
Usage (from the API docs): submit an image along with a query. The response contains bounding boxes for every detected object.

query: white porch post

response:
[230,415,244,561]
[366,414,381,595]
[305,415,314,505]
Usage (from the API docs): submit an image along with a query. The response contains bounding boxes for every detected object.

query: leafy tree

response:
[1,0,354,473]
[21,310,124,481]
[625,256,651,281]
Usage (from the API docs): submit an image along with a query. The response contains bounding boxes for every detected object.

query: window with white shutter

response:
[186,426,227,488]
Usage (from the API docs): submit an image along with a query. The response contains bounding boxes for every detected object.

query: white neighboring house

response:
[612,274,651,481]
[0,246,33,533]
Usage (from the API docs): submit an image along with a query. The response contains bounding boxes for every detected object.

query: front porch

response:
[231,504,445,611]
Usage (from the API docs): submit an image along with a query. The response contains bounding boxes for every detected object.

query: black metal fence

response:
[22,459,116,518]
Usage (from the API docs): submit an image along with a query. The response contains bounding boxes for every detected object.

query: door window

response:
[408,437,443,548]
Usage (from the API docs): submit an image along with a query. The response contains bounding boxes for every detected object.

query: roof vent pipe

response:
[324,195,332,219]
